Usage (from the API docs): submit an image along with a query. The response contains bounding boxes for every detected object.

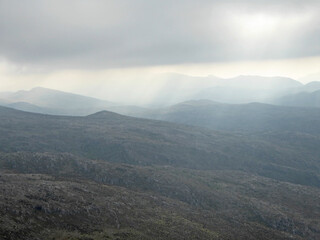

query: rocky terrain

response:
[0,107,319,239]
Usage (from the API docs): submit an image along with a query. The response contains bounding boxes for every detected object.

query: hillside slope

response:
[0,87,115,115]
[134,100,320,134]
[1,107,320,239]
[0,152,319,239]
[276,90,320,108]
[0,106,319,187]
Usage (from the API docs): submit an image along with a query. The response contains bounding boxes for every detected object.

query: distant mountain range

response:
[3,85,320,134]
[140,74,306,106]
[192,75,302,104]
[275,89,320,108]
[1,75,320,113]
[1,75,320,239]
[131,100,320,133]
[0,87,116,115]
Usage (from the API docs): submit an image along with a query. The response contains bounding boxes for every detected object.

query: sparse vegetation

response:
[0,107,320,239]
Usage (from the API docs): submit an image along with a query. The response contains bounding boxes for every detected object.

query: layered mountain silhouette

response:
[0,87,115,115]
[1,75,320,239]
[2,75,320,113]
[275,89,320,108]
[133,100,320,133]
[0,105,319,187]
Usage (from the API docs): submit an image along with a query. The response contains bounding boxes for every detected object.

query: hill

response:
[0,152,319,239]
[0,87,115,115]
[300,81,320,92]
[134,100,320,134]
[0,107,320,238]
[275,90,320,108]
[0,106,319,188]
[0,75,308,111]
[191,76,302,104]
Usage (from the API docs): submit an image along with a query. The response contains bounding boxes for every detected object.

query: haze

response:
[2,1,320,239]
[0,0,319,105]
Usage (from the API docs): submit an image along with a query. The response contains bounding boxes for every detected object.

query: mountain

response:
[0,88,152,116]
[212,75,302,89]
[1,76,318,115]
[145,74,320,106]
[155,74,302,105]
[0,87,115,115]
[141,73,220,106]
[0,107,320,239]
[133,100,320,134]
[5,101,49,114]
[0,105,319,186]
[191,76,302,104]
[275,90,320,108]
[300,81,320,92]
[2,74,303,111]
[0,98,10,105]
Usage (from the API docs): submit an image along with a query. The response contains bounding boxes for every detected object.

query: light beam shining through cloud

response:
[0,0,319,102]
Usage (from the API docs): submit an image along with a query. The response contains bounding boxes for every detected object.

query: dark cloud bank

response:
[0,0,319,69]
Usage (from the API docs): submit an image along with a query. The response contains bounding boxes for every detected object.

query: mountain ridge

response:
[1,74,316,110]
[0,105,320,239]
[0,105,319,187]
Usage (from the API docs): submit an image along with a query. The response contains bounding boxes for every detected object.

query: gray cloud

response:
[0,0,319,69]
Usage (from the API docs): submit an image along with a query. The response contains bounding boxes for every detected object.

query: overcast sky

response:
[0,0,319,94]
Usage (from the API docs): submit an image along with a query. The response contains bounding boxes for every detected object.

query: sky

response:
[0,0,319,97]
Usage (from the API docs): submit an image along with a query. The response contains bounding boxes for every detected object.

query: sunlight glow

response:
[238,13,278,38]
